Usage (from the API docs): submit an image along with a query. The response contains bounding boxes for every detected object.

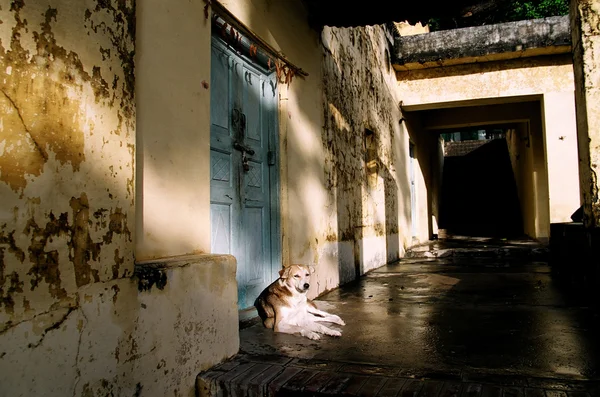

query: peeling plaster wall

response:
[1,254,238,396]
[571,0,600,228]
[0,0,137,394]
[0,0,135,326]
[321,25,416,283]
[0,1,238,396]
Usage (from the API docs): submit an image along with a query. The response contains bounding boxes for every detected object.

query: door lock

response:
[242,152,250,172]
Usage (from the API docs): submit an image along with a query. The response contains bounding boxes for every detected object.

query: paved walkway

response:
[197,237,600,396]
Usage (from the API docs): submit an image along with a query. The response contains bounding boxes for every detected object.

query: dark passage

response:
[439,138,523,238]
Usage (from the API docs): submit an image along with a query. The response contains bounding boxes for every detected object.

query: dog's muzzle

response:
[303,283,310,290]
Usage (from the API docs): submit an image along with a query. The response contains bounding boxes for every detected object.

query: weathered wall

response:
[394,16,571,70]
[2,254,238,396]
[570,0,600,228]
[321,24,420,282]
[1,1,239,396]
[0,0,135,325]
[0,0,134,394]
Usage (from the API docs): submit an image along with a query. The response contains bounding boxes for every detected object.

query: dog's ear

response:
[279,266,291,279]
[308,265,315,274]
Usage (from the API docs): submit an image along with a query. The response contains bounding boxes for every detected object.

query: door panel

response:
[210,38,278,310]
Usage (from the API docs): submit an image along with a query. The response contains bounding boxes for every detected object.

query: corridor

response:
[198,237,600,396]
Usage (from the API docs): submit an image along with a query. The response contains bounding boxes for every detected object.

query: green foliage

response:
[427,0,569,31]
[508,0,569,20]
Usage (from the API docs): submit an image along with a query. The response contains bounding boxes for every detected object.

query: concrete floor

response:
[239,238,600,382]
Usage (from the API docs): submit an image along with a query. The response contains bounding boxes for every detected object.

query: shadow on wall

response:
[439,138,524,238]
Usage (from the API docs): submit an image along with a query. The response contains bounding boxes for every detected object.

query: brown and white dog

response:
[254,264,345,340]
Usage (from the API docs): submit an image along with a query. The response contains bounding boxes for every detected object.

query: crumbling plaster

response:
[0,0,135,335]
[321,24,420,280]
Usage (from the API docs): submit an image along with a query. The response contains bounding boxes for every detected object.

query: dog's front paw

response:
[301,330,321,340]
[328,329,342,337]
[333,315,345,326]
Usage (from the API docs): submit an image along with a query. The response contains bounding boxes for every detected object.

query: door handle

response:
[233,141,255,156]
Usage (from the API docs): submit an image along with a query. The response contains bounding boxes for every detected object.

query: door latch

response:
[233,141,255,156]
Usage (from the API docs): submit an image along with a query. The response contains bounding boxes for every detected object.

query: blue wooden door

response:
[210,38,279,310]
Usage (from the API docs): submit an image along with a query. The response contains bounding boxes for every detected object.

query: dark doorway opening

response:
[438,128,524,238]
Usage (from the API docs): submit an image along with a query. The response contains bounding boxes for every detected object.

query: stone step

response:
[196,355,599,397]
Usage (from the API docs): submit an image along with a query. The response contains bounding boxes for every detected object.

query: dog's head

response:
[279,264,315,294]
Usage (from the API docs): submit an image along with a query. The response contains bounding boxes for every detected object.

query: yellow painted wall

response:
[542,92,580,223]
[136,0,212,259]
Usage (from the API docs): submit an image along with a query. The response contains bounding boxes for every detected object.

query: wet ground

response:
[199,237,600,395]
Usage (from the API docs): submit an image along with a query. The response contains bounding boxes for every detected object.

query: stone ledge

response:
[135,253,236,268]
[134,254,236,292]
[393,15,570,71]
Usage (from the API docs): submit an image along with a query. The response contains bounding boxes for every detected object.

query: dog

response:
[254,264,345,340]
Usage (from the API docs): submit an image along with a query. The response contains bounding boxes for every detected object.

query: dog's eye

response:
[305,273,309,276]
[294,275,300,278]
